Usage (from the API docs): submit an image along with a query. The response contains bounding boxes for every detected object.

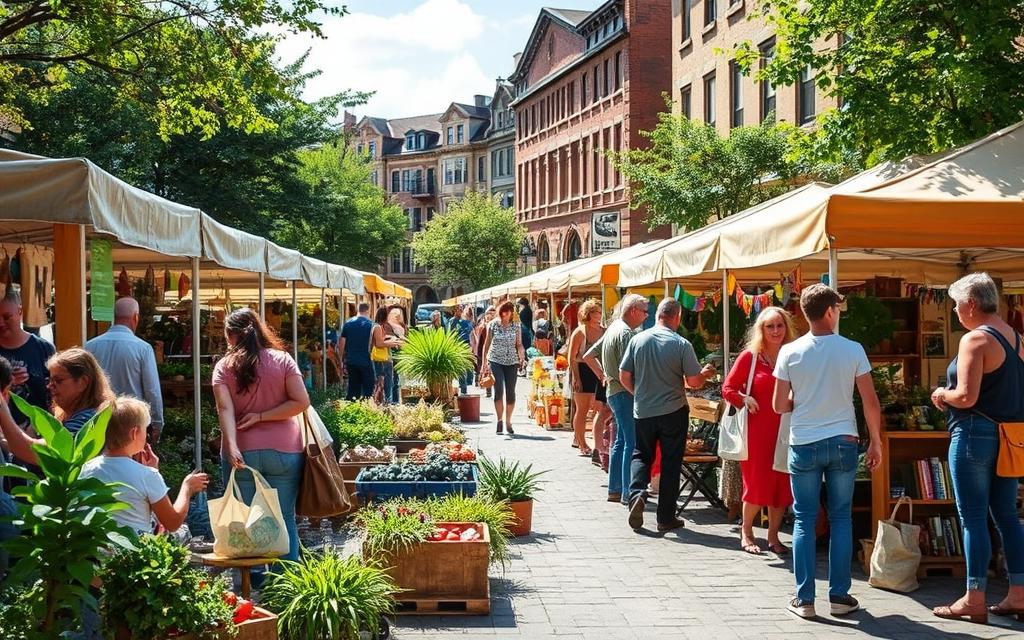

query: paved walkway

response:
[390,379,1020,639]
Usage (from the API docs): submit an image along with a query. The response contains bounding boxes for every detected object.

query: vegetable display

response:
[427,523,482,542]
[359,451,473,482]
[409,442,476,463]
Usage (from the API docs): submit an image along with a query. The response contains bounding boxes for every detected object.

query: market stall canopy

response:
[201,214,268,274]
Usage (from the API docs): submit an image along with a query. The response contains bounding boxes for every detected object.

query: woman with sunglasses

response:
[47,347,116,433]
[481,300,525,435]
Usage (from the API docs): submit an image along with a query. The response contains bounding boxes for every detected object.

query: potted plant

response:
[394,328,474,407]
[261,550,398,640]
[477,457,546,537]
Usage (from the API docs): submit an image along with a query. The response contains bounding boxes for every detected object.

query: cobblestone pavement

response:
[382,379,1020,639]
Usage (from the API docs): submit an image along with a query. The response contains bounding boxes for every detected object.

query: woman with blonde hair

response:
[47,347,115,433]
[722,306,797,555]
[568,299,606,455]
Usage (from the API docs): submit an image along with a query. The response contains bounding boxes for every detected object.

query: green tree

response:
[734,0,1024,164]
[411,191,525,290]
[610,112,802,231]
[274,142,407,271]
[0,0,346,138]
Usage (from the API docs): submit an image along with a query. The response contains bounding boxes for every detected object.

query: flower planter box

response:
[365,522,490,615]
[355,466,477,502]
[389,438,429,454]
[114,608,277,640]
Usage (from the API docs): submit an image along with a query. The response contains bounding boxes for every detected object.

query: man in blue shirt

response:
[453,307,476,395]
[340,303,375,400]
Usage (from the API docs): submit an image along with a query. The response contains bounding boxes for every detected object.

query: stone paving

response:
[387,379,1022,639]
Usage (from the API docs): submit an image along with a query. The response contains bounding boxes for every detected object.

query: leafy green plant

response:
[99,535,234,639]
[333,400,395,449]
[0,398,134,638]
[0,586,35,640]
[840,295,897,352]
[421,494,514,567]
[394,329,474,404]
[356,501,436,556]
[157,361,213,380]
[261,550,399,640]
[389,400,445,439]
[477,457,547,503]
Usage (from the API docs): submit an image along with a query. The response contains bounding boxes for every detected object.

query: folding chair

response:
[677,398,727,514]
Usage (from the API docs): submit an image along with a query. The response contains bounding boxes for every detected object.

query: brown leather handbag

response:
[296,409,353,517]
[997,422,1024,478]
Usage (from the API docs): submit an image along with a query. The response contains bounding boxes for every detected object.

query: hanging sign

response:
[591,210,621,253]
[90,239,114,322]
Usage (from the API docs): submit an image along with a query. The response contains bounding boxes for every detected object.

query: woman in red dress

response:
[722,307,796,555]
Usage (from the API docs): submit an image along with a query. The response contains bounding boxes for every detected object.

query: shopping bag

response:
[208,465,289,559]
[772,413,792,474]
[297,411,353,518]
[305,405,334,447]
[717,352,757,462]
[868,496,921,593]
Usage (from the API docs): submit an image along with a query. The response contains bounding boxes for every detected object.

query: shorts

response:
[578,365,600,394]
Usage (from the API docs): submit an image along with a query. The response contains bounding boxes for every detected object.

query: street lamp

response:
[520,237,536,275]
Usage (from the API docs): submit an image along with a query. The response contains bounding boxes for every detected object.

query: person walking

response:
[517,298,534,352]
[213,308,310,562]
[620,298,715,532]
[772,284,882,619]
[387,306,408,404]
[370,307,402,405]
[931,273,1024,624]
[568,300,606,455]
[722,307,797,555]
[453,306,476,395]
[584,294,648,504]
[480,301,524,436]
[339,303,375,401]
[85,297,164,442]
[474,306,496,398]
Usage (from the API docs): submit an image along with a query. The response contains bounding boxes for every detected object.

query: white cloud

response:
[274,0,494,118]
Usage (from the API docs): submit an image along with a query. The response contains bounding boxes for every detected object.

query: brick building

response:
[509,0,672,270]
[347,79,516,306]
[671,0,837,133]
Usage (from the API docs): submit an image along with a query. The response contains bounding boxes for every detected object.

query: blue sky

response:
[275,0,597,120]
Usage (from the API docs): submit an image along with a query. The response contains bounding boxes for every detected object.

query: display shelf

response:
[919,555,965,564]
[888,498,954,506]
[885,431,949,439]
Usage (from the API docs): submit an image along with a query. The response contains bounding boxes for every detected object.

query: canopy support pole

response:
[321,288,327,390]
[292,281,299,362]
[601,284,607,323]
[722,270,731,377]
[53,224,86,350]
[664,279,670,300]
[829,243,839,334]
[258,272,265,321]
[191,257,202,470]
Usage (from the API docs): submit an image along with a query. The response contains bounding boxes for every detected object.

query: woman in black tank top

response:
[931,273,1024,624]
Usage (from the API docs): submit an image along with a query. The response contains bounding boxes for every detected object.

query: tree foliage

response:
[411,191,525,291]
[0,0,349,139]
[610,112,804,231]
[274,143,407,271]
[734,0,1024,164]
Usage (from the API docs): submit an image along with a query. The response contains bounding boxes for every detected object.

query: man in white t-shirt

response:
[773,284,882,620]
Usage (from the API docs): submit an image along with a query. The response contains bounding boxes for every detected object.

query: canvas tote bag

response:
[208,465,289,559]
[868,496,921,593]
[297,408,353,518]
[772,413,792,474]
[718,352,757,461]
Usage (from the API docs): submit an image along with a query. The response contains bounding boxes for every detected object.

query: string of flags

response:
[671,266,805,318]
[904,284,948,305]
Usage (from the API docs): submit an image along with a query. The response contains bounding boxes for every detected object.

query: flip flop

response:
[768,543,789,555]
[933,605,987,625]
[741,542,762,555]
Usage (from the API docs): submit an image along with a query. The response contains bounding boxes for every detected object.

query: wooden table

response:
[194,553,279,599]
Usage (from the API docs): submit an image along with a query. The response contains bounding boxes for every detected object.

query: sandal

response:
[768,542,789,556]
[741,540,762,555]
[933,603,988,625]
[989,603,1024,621]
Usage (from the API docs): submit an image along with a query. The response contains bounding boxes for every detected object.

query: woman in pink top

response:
[213,308,310,561]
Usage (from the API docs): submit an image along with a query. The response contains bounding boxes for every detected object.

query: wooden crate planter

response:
[355,466,477,502]
[389,439,429,454]
[367,522,490,615]
[339,460,387,481]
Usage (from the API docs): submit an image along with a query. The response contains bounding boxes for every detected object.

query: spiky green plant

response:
[477,457,547,502]
[261,551,399,640]
[356,501,436,556]
[421,494,514,567]
[394,328,474,403]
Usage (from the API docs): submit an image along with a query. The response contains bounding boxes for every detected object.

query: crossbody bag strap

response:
[743,350,758,396]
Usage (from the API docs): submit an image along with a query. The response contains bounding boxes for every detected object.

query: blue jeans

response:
[789,434,859,603]
[607,391,635,499]
[950,415,1024,592]
[221,450,305,562]
[391,368,401,404]
[374,360,394,405]
[459,368,475,395]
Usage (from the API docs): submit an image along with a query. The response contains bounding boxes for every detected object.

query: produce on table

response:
[409,443,476,463]
[339,445,395,463]
[426,523,482,542]
[359,451,473,482]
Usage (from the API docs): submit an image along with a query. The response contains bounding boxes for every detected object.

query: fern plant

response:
[394,328,474,404]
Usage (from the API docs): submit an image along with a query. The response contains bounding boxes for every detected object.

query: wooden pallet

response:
[393,596,490,615]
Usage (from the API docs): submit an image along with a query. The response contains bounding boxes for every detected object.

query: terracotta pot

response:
[508,499,534,537]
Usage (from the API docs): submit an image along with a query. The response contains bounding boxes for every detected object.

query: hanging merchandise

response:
[0,250,9,296]
[116,267,132,298]
[163,268,172,292]
[177,272,191,299]
[905,284,948,306]
[9,249,20,284]
[19,246,53,327]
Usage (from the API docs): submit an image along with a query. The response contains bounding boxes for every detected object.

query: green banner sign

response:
[91,239,114,322]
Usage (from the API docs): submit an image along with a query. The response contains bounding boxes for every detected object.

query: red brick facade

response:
[511,0,672,270]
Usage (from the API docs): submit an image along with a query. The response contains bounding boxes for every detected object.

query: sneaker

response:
[496,421,504,435]
[505,423,515,435]
[829,595,860,616]
[628,497,645,530]
[787,598,816,619]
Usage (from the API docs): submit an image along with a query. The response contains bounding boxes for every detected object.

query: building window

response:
[412,208,422,231]
[406,134,415,149]
[427,168,435,192]
[368,141,376,158]
[457,124,464,143]
[446,126,454,144]
[705,0,717,24]
[477,156,485,182]
[356,143,364,155]
[592,65,599,103]
[443,157,466,185]
[582,72,589,105]
[680,85,692,118]
[730,60,743,128]
[405,208,414,230]
[548,35,555,60]
[402,249,412,274]
[615,52,623,91]
[682,0,691,41]
[417,133,425,148]
[602,58,610,97]
[703,72,716,126]
[427,207,435,221]
[760,39,776,122]
[391,254,400,273]
[798,64,816,124]
[391,171,400,193]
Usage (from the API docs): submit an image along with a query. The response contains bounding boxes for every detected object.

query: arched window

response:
[538,235,550,268]
[565,230,582,262]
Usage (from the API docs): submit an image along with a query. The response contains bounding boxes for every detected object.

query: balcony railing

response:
[401,178,435,196]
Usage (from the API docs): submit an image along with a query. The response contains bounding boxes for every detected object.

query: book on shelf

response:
[915,516,963,558]
[892,458,952,501]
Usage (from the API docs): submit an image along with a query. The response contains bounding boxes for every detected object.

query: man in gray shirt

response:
[583,293,649,505]
[85,297,164,441]
[620,298,715,532]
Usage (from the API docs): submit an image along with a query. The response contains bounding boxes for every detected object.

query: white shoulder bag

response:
[717,352,756,461]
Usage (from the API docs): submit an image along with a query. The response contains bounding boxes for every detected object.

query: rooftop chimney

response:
[342,110,357,131]
[513,52,522,69]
